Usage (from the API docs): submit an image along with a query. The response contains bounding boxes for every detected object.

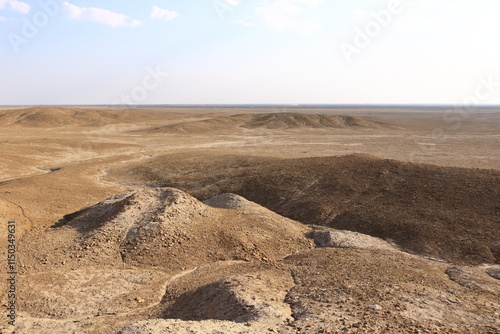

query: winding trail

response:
[17,260,249,325]
[2,198,34,230]
[95,153,153,189]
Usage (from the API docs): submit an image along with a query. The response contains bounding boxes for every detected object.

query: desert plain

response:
[0,106,498,333]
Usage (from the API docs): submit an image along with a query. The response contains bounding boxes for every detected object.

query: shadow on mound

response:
[39,188,311,271]
[51,193,133,233]
[111,153,500,265]
[163,280,253,323]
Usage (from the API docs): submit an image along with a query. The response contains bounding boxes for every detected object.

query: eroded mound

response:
[283,248,500,333]
[204,193,264,210]
[8,187,499,334]
[241,113,381,129]
[138,113,383,134]
[162,271,293,323]
[110,153,500,265]
[121,270,294,333]
[146,114,252,134]
[0,107,169,127]
[19,188,312,272]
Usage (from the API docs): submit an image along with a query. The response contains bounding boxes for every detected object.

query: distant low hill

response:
[0,107,171,127]
[139,113,385,134]
[241,113,381,129]
[110,153,500,265]
[144,114,252,135]
[0,108,387,131]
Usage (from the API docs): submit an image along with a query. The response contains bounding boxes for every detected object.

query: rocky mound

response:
[204,193,264,210]
[19,188,312,272]
[10,257,282,333]
[283,248,500,333]
[110,153,500,265]
[119,270,294,333]
[161,270,293,323]
[8,187,499,334]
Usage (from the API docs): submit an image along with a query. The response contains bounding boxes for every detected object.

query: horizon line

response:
[2,103,500,108]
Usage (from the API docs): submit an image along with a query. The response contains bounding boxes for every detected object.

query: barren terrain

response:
[0,106,498,333]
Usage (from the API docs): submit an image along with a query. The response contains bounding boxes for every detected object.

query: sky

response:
[1,0,500,105]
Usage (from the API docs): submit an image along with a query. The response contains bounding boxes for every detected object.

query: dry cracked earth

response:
[0,107,499,334]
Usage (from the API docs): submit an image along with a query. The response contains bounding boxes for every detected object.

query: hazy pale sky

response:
[1,0,499,105]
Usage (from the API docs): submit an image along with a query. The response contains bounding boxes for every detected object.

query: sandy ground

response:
[0,107,498,333]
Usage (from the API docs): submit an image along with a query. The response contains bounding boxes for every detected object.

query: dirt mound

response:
[204,193,263,210]
[19,188,312,272]
[9,254,278,333]
[0,107,170,127]
[9,186,500,334]
[241,113,381,129]
[144,114,252,134]
[162,271,293,324]
[120,270,294,333]
[110,153,500,265]
[138,113,382,134]
[283,248,500,333]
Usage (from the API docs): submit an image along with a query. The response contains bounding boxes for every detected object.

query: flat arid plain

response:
[0,106,499,334]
